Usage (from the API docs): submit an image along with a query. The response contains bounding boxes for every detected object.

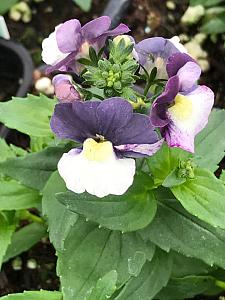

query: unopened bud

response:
[52,74,81,103]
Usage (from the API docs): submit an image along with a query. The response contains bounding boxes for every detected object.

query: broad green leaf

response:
[201,15,225,34]
[3,222,47,262]
[87,270,117,300]
[0,94,56,137]
[0,0,18,14]
[0,212,17,268]
[162,168,186,188]
[220,170,225,182]
[115,248,172,300]
[0,144,71,190]
[171,251,213,278]
[140,192,225,268]
[0,290,62,300]
[42,171,78,251]
[146,143,188,186]
[0,139,17,162]
[0,179,41,210]
[156,275,216,299]
[172,168,225,229]
[73,0,92,11]
[57,174,157,232]
[57,218,155,300]
[193,109,225,171]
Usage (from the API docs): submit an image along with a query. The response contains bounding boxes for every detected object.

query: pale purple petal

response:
[50,101,101,142]
[166,52,197,78]
[56,19,82,53]
[81,16,111,40]
[163,86,214,153]
[115,139,164,157]
[177,61,201,92]
[150,76,180,127]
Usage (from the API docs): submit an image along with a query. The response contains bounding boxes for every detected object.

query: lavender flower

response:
[51,98,163,197]
[42,16,130,74]
[150,53,214,153]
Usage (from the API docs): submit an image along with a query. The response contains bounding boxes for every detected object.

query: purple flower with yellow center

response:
[52,74,81,103]
[150,53,214,153]
[42,16,130,73]
[50,98,163,198]
[135,36,187,79]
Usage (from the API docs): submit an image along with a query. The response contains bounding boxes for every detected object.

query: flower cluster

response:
[42,16,214,198]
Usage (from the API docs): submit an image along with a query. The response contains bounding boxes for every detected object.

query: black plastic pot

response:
[0,38,34,139]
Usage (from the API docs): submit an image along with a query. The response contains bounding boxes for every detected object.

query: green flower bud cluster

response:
[177,159,196,179]
[83,38,138,99]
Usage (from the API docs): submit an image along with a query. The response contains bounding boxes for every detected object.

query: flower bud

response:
[52,74,81,103]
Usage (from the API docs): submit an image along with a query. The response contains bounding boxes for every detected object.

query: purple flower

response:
[50,98,163,197]
[52,74,81,103]
[135,36,187,79]
[42,16,130,74]
[150,53,214,153]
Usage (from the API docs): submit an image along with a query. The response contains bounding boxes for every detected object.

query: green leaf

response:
[72,0,92,12]
[0,0,18,14]
[162,168,186,188]
[0,212,17,268]
[201,15,225,34]
[146,143,188,186]
[190,0,225,6]
[220,170,225,182]
[157,275,216,299]
[57,174,157,232]
[0,144,71,191]
[0,138,18,162]
[140,194,225,268]
[171,168,225,229]
[3,222,47,262]
[193,109,225,171]
[115,248,172,300]
[0,179,41,210]
[0,290,62,300]
[42,171,78,251]
[0,94,56,137]
[57,218,155,300]
[87,270,118,300]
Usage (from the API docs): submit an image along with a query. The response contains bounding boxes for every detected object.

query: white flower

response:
[58,139,135,198]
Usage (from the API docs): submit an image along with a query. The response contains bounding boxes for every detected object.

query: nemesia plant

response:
[0,16,225,300]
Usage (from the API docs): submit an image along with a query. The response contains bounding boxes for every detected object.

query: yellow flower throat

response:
[82,138,114,162]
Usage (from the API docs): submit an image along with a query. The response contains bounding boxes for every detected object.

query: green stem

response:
[143,79,152,97]
[20,210,43,224]
[215,279,225,289]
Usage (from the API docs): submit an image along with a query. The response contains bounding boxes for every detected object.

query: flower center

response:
[82,138,114,162]
[168,94,193,120]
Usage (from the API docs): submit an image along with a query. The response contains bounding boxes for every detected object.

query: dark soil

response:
[1,0,225,298]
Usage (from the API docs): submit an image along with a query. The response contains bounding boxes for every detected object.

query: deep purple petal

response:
[96,97,133,142]
[113,113,159,146]
[166,52,197,78]
[81,16,111,41]
[115,139,164,157]
[50,101,101,142]
[177,61,201,92]
[56,19,82,54]
[150,76,180,127]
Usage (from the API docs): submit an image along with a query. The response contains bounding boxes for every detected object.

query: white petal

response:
[58,148,135,198]
[41,26,67,65]
[169,36,188,53]
[166,86,214,152]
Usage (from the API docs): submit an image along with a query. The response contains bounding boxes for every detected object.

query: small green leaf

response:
[0,212,17,268]
[0,94,56,137]
[0,179,41,210]
[220,170,225,182]
[0,144,71,191]
[4,222,47,262]
[72,0,92,12]
[162,168,186,188]
[0,0,18,14]
[57,174,157,232]
[87,270,118,300]
[42,171,78,251]
[0,290,62,300]
[140,194,225,268]
[0,138,18,162]
[115,248,172,300]
[172,168,225,229]
[157,275,216,299]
